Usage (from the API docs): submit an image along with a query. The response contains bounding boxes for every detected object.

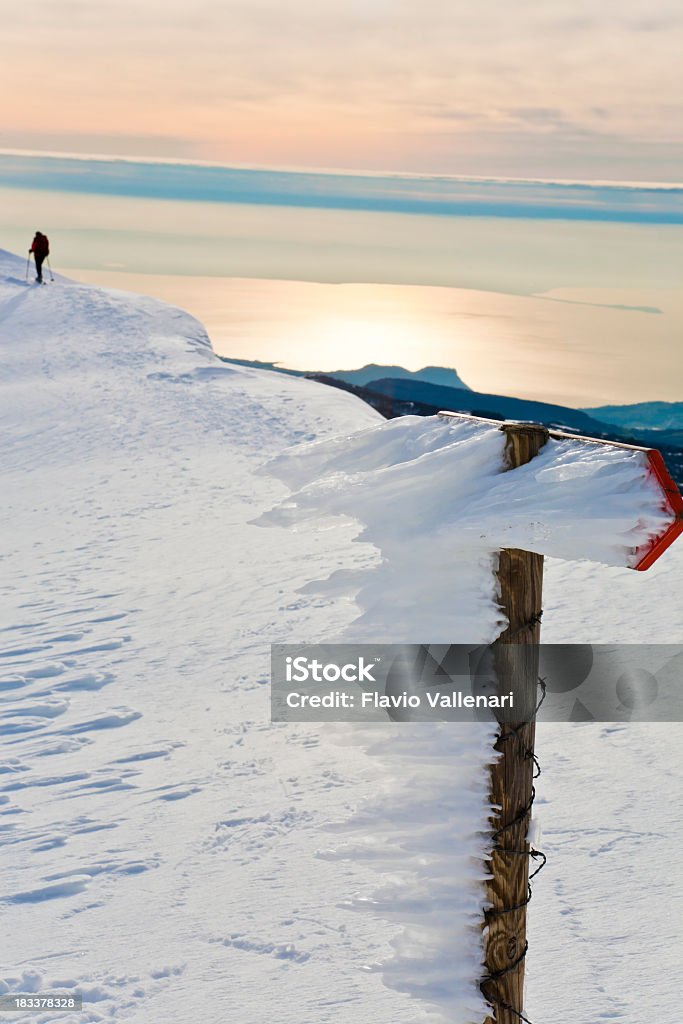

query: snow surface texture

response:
[2,249,682,1023]
[263,414,673,642]
[0,251,495,1024]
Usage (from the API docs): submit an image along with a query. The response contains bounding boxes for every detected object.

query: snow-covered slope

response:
[0,252,495,1024]
[1,249,681,1023]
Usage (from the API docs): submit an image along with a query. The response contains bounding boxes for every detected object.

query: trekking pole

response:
[25,254,31,282]
[47,257,54,282]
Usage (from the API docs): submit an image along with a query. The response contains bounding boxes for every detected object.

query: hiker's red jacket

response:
[30,234,50,258]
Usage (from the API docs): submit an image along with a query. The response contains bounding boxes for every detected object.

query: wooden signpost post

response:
[438,412,683,1024]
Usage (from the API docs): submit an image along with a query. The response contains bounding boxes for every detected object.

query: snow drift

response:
[262,413,674,642]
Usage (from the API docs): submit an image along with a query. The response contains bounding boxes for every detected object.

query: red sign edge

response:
[633,449,683,571]
[436,413,683,573]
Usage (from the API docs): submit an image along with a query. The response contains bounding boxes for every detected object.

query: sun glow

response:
[282,312,447,372]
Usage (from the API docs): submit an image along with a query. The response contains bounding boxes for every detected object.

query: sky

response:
[1,0,682,181]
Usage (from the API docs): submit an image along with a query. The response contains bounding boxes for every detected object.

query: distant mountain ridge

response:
[327,364,470,390]
[583,401,683,432]
[219,360,470,391]
[366,377,608,433]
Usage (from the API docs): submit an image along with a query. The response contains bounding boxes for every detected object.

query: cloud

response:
[507,108,567,125]
[0,0,681,178]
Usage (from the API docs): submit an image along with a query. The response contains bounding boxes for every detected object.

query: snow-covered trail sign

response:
[437,412,683,1024]
[265,403,682,1021]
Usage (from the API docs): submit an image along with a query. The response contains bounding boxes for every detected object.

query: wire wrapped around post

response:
[481,423,548,1024]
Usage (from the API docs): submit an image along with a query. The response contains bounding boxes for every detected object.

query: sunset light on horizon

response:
[1,0,682,181]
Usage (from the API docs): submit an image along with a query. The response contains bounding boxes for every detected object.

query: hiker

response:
[29,231,50,283]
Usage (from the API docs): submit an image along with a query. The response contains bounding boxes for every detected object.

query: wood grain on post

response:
[482,423,548,1024]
